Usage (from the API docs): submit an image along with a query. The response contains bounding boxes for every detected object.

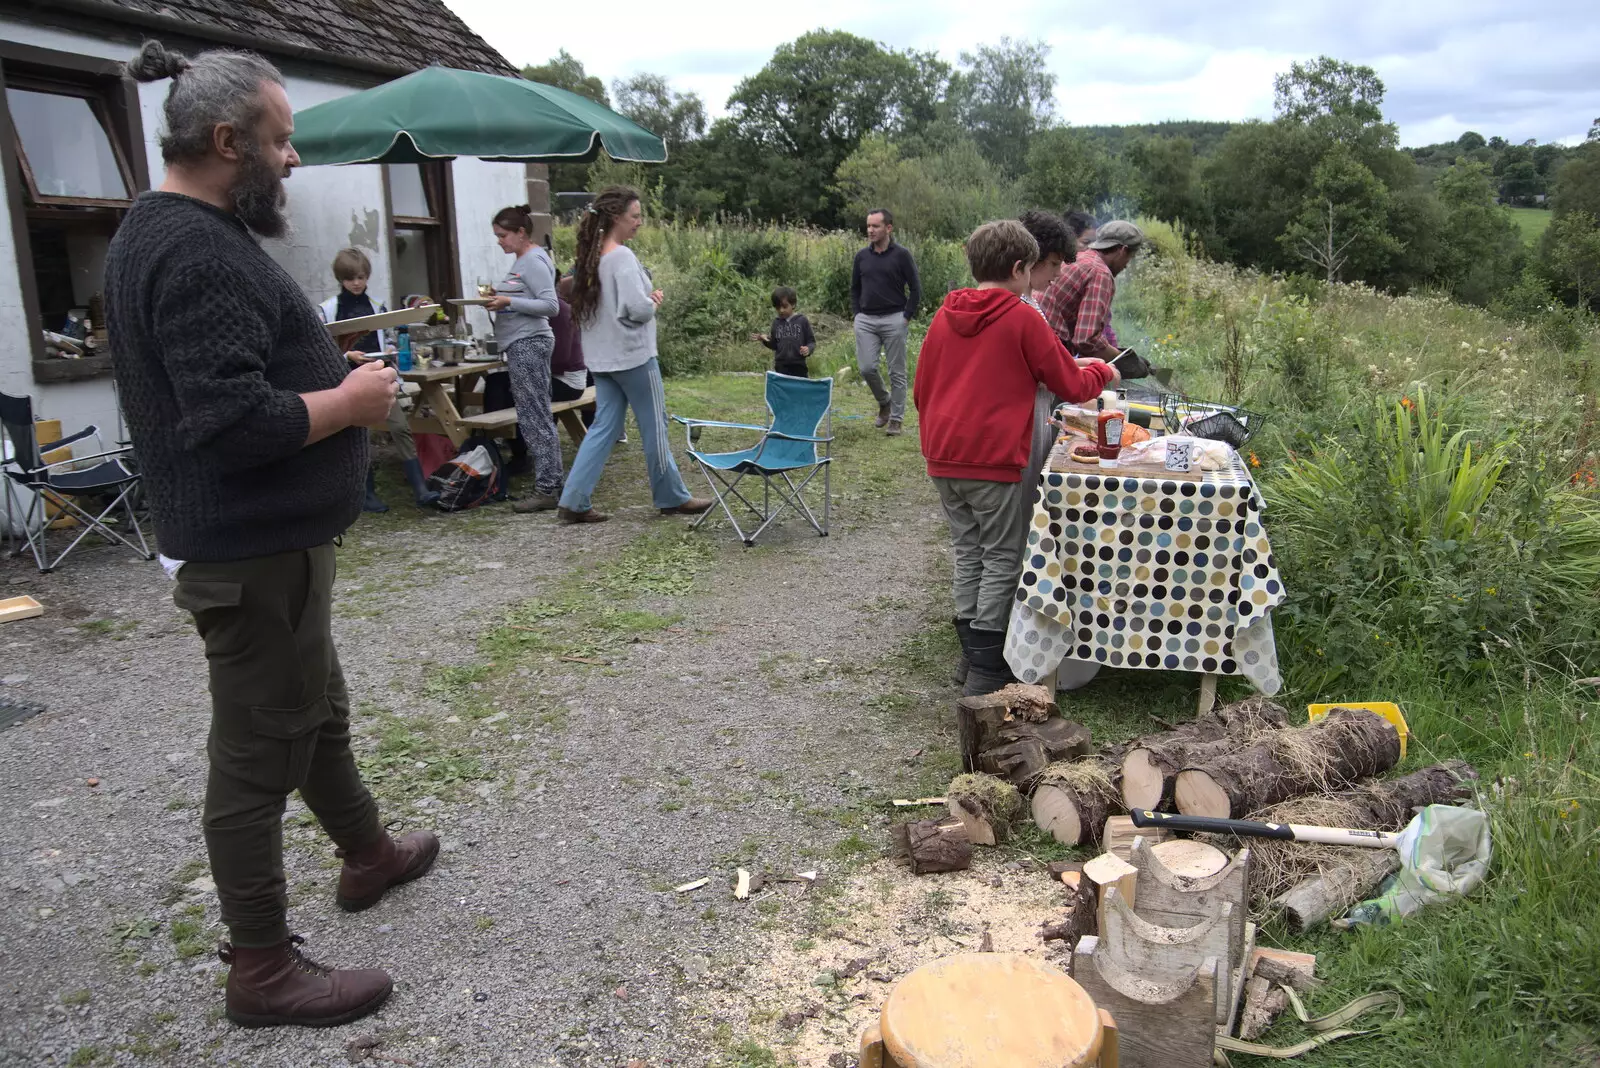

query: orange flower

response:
[1248,451,1261,468]
[1400,396,1415,410]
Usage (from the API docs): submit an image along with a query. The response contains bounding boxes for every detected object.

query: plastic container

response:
[395,327,413,372]
[1307,701,1410,760]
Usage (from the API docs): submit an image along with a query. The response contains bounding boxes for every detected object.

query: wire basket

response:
[1160,395,1265,449]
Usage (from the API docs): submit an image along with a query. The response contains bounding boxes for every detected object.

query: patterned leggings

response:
[504,335,563,497]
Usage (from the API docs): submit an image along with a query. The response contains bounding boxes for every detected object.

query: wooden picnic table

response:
[364,359,595,449]
[398,360,505,448]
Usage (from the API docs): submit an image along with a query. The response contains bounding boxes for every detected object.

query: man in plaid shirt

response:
[1039,220,1145,361]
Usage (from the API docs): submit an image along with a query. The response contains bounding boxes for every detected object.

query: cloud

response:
[448,0,1600,144]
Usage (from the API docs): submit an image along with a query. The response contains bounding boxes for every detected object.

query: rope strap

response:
[1214,987,1405,1064]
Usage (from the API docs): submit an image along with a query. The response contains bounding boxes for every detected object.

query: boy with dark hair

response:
[915,220,1118,696]
[750,285,816,377]
[319,247,438,510]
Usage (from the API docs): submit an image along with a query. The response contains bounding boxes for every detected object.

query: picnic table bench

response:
[367,359,594,448]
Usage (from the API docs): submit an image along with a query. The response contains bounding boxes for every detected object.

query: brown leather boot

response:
[220,936,391,1028]
[659,497,713,515]
[558,506,610,524]
[335,830,440,913]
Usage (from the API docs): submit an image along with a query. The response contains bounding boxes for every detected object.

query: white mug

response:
[1164,435,1198,473]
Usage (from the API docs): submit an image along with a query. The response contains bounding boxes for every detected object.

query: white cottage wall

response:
[0,17,523,438]
[450,156,528,341]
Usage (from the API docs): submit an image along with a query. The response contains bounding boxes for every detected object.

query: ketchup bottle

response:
[1096,390,1125,468]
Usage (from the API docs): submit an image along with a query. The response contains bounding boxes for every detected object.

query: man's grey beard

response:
[232,138,291,239]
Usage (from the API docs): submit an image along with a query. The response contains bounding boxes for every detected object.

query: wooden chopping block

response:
[867,952,1116,1067]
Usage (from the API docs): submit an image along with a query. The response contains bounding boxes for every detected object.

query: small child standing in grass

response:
[750,286,816,377]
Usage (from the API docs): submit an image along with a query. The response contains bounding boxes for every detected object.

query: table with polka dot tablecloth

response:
[1003,456,1284,696]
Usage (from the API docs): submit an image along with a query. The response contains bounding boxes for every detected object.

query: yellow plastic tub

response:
[1307,701,1409,760]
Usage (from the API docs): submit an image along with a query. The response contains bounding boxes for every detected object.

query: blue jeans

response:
[558,358,691,513]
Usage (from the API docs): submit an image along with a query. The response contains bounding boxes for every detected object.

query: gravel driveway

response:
[0,444,959,1068]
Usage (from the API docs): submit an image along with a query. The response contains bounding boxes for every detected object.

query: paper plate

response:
[324,305,441,336]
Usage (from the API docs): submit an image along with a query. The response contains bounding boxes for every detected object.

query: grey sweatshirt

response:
[580,246,657,373]
[492,246,558,344]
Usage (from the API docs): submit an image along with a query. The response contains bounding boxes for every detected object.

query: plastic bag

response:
[1337,804,1491,927]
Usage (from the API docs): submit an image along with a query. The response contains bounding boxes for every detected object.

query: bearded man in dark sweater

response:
[104,42,436,1029]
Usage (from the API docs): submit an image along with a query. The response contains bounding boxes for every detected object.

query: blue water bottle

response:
[395,326,413,372]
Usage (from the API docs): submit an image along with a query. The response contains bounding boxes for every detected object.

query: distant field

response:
[1508,205,1552,244]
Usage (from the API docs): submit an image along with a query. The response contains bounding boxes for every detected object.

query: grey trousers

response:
[505,335,564,498]
[933,476,1030,633]
[854,312,909,420]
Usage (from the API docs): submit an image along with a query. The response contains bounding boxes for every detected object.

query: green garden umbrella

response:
[291,65,667,166]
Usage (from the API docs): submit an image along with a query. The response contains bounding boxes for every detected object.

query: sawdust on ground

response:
[714,854,1072,1066]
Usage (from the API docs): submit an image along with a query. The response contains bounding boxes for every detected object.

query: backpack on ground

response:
[427,434,508,511]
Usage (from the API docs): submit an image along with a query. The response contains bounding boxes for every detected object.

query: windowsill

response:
[32,354,114,383]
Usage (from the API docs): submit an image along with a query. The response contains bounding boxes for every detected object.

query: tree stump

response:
[894,817,973,875]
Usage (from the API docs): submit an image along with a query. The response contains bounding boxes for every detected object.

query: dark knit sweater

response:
[104,192,365,562]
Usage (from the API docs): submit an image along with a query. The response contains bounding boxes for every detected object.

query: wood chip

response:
[734,869,751,900]
[559,656,610,665]
[673,878,710,893]
[890,797,947,806]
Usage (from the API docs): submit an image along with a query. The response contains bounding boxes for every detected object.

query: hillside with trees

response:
[522,36,1600,321]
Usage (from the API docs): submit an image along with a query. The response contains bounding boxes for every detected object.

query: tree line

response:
[524,36,1600,317]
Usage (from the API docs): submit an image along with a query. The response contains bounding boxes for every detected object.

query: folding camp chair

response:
[1,390,153,573]
[674,372,833,546]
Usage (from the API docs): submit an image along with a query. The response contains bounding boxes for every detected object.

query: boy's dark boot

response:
[962,627,1015,697]
[362,468,388,513]
[219,936,391,1028]
[951,618,974,686]
[335,830,440,912]
[402,459,441,507]
[874,402,892,428]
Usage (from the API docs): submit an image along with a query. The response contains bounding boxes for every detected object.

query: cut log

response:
[1083,852,1139,935]
[1040,875,1097,947]
[1174,708,1401,818]
[1237,975,1288,1041]
[1273,848,1399,931]
[1149,839,1229,880]
[1032,758,1122,847]
[954,684,1059,770]
[977,719,1093,787]
[945,773,1023,846]
[1229,761,1478,903]
[1251,951,1317,991]
[894,817,973,875]
[1120,699,1290,811]
[1102,815,1172,861]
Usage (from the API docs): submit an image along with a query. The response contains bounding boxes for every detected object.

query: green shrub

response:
[1267,390,1600,685]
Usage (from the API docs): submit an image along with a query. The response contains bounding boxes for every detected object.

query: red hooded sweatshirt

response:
[914,287,1115,483]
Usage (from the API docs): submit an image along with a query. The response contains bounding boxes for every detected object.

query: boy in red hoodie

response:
[915,220,1118,696]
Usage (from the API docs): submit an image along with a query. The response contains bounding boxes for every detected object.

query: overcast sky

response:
[451,0,1599,147]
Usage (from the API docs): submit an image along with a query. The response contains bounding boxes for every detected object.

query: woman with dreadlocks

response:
[556,187,710,524]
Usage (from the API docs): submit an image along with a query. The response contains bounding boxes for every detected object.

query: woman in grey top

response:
[555,187,709,524]
[486,205,564,510]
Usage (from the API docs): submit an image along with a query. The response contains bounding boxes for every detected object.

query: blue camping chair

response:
[674,372,833,546]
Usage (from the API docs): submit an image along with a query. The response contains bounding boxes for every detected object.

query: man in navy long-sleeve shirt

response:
[851,208,921,436]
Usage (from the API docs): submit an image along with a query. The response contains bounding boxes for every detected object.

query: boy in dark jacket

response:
[751,286,815,377]
[914,219,1117,695]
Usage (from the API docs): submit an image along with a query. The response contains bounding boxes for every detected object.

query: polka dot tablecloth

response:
[1003,456,1284,695]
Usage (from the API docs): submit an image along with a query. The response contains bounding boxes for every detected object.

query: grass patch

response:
[60,989,91,1007]
[1508,205,1553,245]
[79,618,136,640]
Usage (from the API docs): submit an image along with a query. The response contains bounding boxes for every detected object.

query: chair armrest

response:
[674,418,769,432]
[41,445,133,470]
[766,431,835,444]
[47,424,101,452]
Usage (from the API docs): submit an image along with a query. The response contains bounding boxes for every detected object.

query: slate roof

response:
[109,0,516,76]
